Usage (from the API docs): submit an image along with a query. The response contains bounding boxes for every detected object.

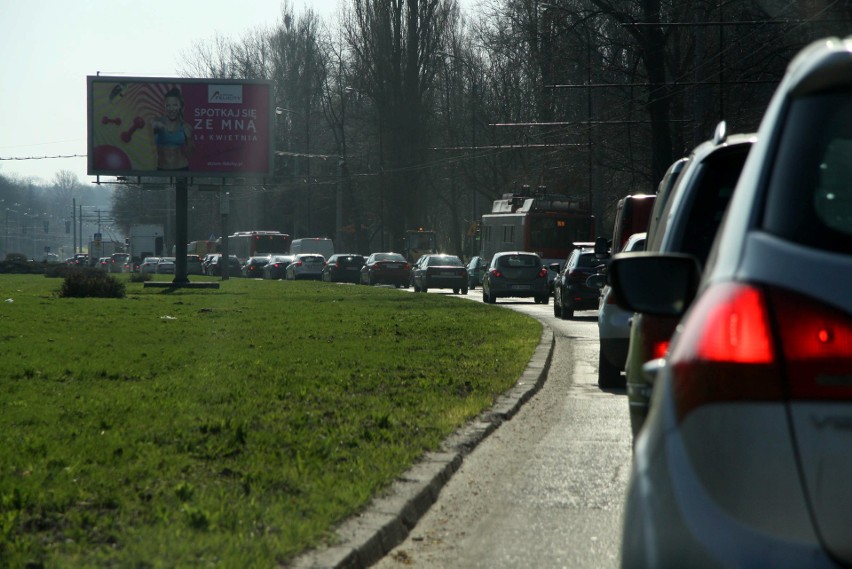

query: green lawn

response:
[0,274,540,567]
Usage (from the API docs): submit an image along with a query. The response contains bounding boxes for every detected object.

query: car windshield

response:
[498,254,539,268]
[428,255,463,267]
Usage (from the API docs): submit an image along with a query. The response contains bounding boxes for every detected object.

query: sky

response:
[0,0,476,186]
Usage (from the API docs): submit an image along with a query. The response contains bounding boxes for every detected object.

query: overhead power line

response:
[0,154,86,161]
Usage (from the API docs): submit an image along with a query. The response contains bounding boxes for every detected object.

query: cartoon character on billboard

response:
[151,87,194,171]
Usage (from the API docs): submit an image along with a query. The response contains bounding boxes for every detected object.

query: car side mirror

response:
[608,253,701,317]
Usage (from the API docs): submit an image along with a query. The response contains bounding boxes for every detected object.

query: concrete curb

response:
[290,326,556,569]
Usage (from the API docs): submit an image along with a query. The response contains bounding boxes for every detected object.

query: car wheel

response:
[422,286,428,293]
[598,350,624,389]
[561,304,574,320]
[553,297,562,317]
[538,295,550,305]
[453,288,459,294]
[461,287,468,295]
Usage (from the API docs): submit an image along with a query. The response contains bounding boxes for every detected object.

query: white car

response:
[285,254,325,280]
[140,257,160,274]
[595,232,645,388]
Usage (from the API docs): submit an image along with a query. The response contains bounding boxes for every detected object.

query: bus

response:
[219,231,292,262]
[479,187,595,271]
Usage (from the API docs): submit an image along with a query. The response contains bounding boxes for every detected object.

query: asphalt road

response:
[370,292,633,568]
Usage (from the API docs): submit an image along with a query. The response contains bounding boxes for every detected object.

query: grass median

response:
[0,273,541,567]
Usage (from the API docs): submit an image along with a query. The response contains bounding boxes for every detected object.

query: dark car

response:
[466,256,488,290]
[321,254,365,283]
[617,38,852,567]
[207,254,241,277]
[617,123,755,441]
[481,251,549,305]
[109,253,130,273]
[551,247,599,319]
[241,255,270,278]
[411,254,468,294]
[360,252,411,287]
[263,255,294,279]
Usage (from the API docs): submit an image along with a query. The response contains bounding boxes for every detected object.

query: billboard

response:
[87,76,273,178]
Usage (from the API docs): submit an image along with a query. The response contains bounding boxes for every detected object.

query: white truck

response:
[289,237,334,259]
[128,224,165,265]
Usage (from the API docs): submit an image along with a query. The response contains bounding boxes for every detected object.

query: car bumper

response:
[423,276,467,289]
[486,281,549,297]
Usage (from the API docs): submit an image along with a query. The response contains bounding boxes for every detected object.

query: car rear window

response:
[429,256,463,266]
[765,90,852,254]
[375,254,406,262]
[680,146,750,264]
[498,254,539,268]
[576,252,598,269]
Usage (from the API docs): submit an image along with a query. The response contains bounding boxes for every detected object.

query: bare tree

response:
[342,0,459,248]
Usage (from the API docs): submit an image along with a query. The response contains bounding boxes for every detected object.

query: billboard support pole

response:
[173,178,189,284]
[220,191,230,281]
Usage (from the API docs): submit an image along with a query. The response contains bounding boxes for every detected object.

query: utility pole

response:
[72,198,77,254]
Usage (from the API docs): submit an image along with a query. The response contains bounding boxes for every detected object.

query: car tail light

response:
[538,267,548,278]
[769,287,852,400]
[295,261,303,267]
[668,282,852,423]
[490,268,504,278]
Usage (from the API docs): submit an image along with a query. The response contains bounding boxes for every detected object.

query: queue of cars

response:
[608,38,852,566]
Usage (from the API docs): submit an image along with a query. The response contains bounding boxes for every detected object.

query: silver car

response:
[481,251,549,305]
[595,232,645,389]
[155,257,176,274]
[614,37,852,567]
[285,254,326,280]
[140,257,160,274]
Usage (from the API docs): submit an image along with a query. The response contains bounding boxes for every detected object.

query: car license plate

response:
[511,284,531,290]
[440,271,456,276]
[386,263,400,268]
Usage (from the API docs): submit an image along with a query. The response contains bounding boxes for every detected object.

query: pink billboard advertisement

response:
[87,76,273,178]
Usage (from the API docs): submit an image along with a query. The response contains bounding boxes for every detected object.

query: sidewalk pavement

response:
[291,327,555,569]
